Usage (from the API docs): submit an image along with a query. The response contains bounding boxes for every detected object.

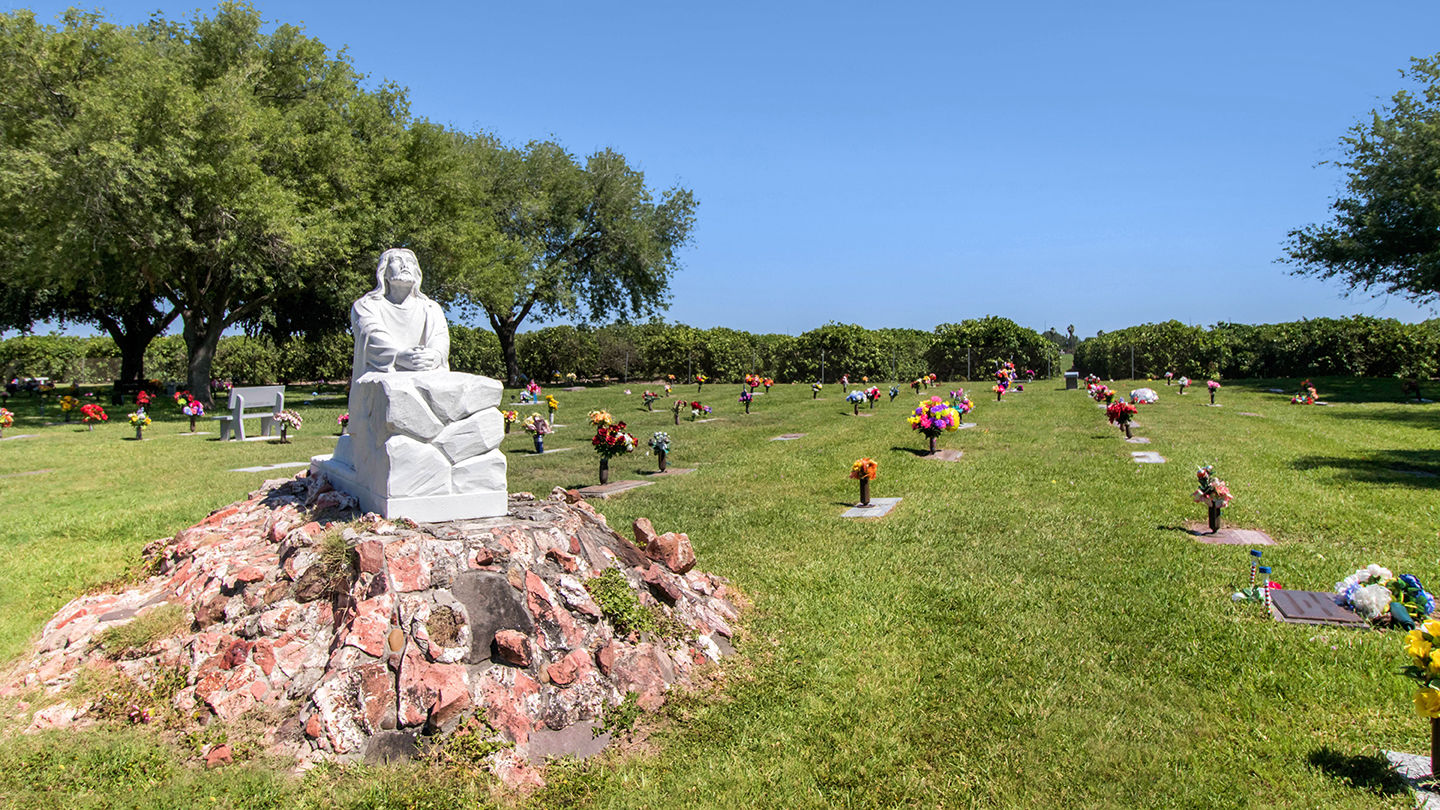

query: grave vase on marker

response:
[1123,423,1132,439]
[928,435,937,455]
[189,414,198,433]
[534,435,544,454]
[1208,502,1221,533]
[859,477,871,507]
[658,449,668,472]
[599,457,609,485]
[1210,390,1216,405]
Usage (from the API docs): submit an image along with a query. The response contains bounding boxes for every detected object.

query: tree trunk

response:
[182,310,226,409]
[492,316,522,387]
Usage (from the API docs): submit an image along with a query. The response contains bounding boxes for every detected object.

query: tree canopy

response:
[1286,54,1440,301]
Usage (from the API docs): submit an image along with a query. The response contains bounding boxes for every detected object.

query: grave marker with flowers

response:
[591,420,637,484]
[1177,377,1190,395]
[58,395,79,422]
[501,410,517,434]
[908,396,961,455]
[274,410,303,443]
[177,392,206,433]
[545,395,560,424]
[695,373,707,393]
[689,401,711,421]
[1164,371,1174,385]
[846,390,866,414]
[1106,401,1138,439]
[523,413,551,453]
[1207,380,1221,405]
[889,386,899,402]
[865,386,880,408]
[1403,618,1440,776]
[671,399,685,425]
[128,411,151,440]
[1191,464,1233,533]
[80,403,107,431]
[0,407,12,437]
[339,413,351,434]
[850,457,878,506]
[739,390,753,414]
[649,431,672,471]
[643,391,659,411]
[812,383,822,399]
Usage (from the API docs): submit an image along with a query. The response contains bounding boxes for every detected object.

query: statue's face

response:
[384,253,418,289]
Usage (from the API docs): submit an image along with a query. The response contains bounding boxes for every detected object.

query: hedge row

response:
[1072,317,1440,380]
[1,317,1059,386]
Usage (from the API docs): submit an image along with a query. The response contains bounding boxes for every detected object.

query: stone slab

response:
[1238,412,1262,417]
[525,721,611,763]
[1131,451,1166,464]
[693,418,719,423]
[229,461,311,473]
[1384,750,1440,809]
[1314,401,1332,406]
[1184,522,1275,545]
[0,434,37,441]
[1124,437,1151,444]
[925,449,963,462]
[562,386,586,392]
[1269,589,1367,627]
[770,433,806,441]
[957,422,976,429]
[841,497,902,518]
[513,447,573,457]
[640,468,696,477]
[311,455,507,522]
[1268,388,1285,393]
[576,480,655,500]
[0,469,52,479]
[178,431,213,436]
[1203,403,1223,407]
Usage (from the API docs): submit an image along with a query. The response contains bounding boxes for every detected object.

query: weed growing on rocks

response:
[595,692,642,738]
[92,604,189,659]
[584,568,683,638]
[422,715,508,775]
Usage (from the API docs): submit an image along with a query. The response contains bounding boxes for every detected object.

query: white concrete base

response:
[312,454,507,522]
[1385,750,1440,809]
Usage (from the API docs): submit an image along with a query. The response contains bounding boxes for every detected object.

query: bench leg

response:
[218,420,231,441]
[260,416,275,437]
[236,418,246,441]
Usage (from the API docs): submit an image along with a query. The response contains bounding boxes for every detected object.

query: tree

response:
[1286,54,1440,300]
[435,139,697,386]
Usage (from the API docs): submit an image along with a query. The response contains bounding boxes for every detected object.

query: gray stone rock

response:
[450,571,533,664]
[363,730,418,764]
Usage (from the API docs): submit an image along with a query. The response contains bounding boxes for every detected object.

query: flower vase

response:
[1166,379,1171,386]
[189,415,197,433]
[853,402,860,415]
[134,425,143,441]
[996,391,1002,402]
[534,435,544,454]
[1209,391,1216,405]
[658,450,668,472]
[869,399,875,409]
[87,423,93,432]
[549,408,557,423]
[599,457,609,485]
[697,383,703,394]
[928,435,937,455]
[1123,423,1132,439]
[673,412,679,425]
[646,401,653,412]
[504,422,511,434]
[1207,503,1221,533]
[279,425,289,444]
[744,401,751,414]
[812,391,818,400]
[64,411,72,423]
[859,478,871,507]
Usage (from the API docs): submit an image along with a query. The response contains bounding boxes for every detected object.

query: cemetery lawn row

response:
[0,378,1436,808]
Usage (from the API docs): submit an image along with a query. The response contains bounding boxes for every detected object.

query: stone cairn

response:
[4,474,739,789]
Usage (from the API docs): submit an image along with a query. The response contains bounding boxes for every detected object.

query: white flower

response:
[1366,564,1394,581]
[1351,583,1393,620]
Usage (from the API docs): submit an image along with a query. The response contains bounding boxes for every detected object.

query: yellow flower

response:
[1427,650,1440,677]
[1407,629,1433,662]
[1424,619,1440,638]
[1416,687,1440,718]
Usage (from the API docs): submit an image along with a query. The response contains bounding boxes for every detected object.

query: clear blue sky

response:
[10,0,1440,338]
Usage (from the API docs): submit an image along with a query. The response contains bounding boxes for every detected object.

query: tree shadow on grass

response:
[1291,450,1440,488]
[1306,746,1409,798]
[1329,408,1440,431]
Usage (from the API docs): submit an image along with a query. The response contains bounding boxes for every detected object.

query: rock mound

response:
[6,475,739,786]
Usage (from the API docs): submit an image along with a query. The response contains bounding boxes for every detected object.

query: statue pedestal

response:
[312,370,507,521]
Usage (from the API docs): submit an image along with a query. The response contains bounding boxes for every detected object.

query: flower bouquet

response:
[745,374,760,392]
[812,382,822,399]
[58,395,79,422]
[1106,401,1138,439]
[1291,382,1318,405]
[1335,565,1434,626]
[889,386,899,402]
[689,401,711,421]
[523,413,551,453]
[841,374,850,392]
[929,373,938,386]
[865,386,880,408]
[129,410,152,440]
[565,372,578,384]
[763,377,774,393]
[845,389,866,415]
[1191,464,1233,533]
[695,373,707,393]
[0,407,11,437]
[850,457,878,506]
[739,390,753,414]
[671,399,685,425]
[956,391,973,421]
[591,421,637,484]
[339,412,352,434]
[643,391,659,411]
[649,431,672,471]
[911,378,923,394]
[274,409,303,443]
[1402,617,1440,773]
[1177,376,1190,395]
[135,390,152,413]
[545,394,560,422]
[1206,379,1221,405]
[588,409,614,427]
[525,380,542,397]
[908,396,961,454]
[180,396,205,433]
[80,403,107,431]
[1164,371,1174,386]
[992,384,1007,402]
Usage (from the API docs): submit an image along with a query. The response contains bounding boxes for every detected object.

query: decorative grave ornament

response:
[501,410,516,433]
[908,396,960,455]
[1106,401,1138,439]
[739,390,753,414]
[312,249,507,520]
[846,390,866,414]
[1191,464,1232,533]
[671,398,685,425]
[523,413,550,453]
[80,403,107,431]
[1207,380,1221,405]
[649,431,671,471]
[850,457,878,506]
[274,409,303,443]
[128,410,151,440]
[591,421,636,484]
[0,407,11,438]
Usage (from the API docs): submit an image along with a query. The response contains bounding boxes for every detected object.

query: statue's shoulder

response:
[352,291,385,318]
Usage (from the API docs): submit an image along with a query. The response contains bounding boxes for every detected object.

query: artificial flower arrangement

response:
[1164,371,1174,385]
[1090,385,1115,404]
[339,412,352,434]
[1084,374,1101,387]
[1190,464,1233,533]
[643,391,660,411]
[1401,618,1440,758]
[850,457,878,506]
[1106,401,1138,438]
[1291,381,1318,405]
[274,409,303,443]
[671,398,685,425]
[992,383,1007,401]
[179,395,205,432]
[648,431,672,471]
[664,383,672,394]
[545,395,560,421]
[695,373,708,392]
[591,420,638,484]
[689,401,712,421]
[928,373,938,385]
[667,374,676,383]
[744,373,760,391]
[1206,379,1221,405]
[523,413,551,452]
[840,374,850,391]
[566,372,578,383]
[763,377,774,392]
[525,380,542,396]
[845,389,866,414]
[1335,564,1435,626]
[128,410,152,439]
[135,390,152,411]
[80,403,107,431]
[889,386,899,402]
[911,378,924,394]
[0,407,12,437]
[210,379,233,395]
[739,390,753,413]
[812,382,822,399]
[1177,376,1190,394]
[58,395,79,421]
[908,396,961,454]
[955,390,973,419]
[865,386,881,408]
[588,409,614,427]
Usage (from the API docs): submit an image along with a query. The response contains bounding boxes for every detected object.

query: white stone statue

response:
[313,249,507,522]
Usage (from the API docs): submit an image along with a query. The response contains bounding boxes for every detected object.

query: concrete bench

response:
[215,385,285,441]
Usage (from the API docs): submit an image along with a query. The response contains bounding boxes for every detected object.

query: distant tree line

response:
[1072,317,1440,380]
[0,317,1061,386]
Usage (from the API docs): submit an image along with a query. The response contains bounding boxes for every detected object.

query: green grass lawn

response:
[1,376,1437,808]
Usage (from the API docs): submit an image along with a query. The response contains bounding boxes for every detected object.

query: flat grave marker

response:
[515,447,574,457]
[1184,523,1275,545]
[1131,451,1166,464]
[957,422,976,429]
[1267,388,1285,393]
[1383,751,1440,809]
[770,433,806,441]
[841,497,902,518]
[576,479,654,500]
[1124,437,1151,444]
[1238,412,1262,417]
[1269,589,1366,627]
[229,461,310,473]
[926,449,963,462]
[0,469,52,479]
[1,434,38,441]
[640,467,696,477]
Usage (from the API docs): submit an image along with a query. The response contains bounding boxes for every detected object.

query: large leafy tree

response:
[0,4,412,402]
[1286,54,1440,300]
[432,139,697,386]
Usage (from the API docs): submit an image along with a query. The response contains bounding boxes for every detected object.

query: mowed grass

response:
[1,377,1437,808]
